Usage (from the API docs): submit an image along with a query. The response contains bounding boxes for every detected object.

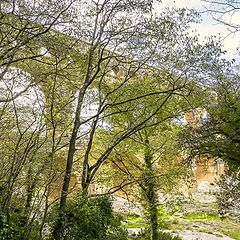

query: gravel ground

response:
[127,229,234,240]
[113,197,236,240]
[169,230,234,240]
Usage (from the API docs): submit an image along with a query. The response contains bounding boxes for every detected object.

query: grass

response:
[168,225,185,231]
[121,214,146,229]
[221,228,240,240]
[126,214,144,221]
[121,211,240,240]
[183,212,221,222]
[122,222,146,229]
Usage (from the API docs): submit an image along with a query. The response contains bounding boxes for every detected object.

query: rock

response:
[165,230,234,240]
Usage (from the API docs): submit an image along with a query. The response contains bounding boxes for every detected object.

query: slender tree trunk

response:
[52,35,97,238]
[81,181,90,199]
[24,165,38,221]
[143,139,159,240]
[52,88,86,240]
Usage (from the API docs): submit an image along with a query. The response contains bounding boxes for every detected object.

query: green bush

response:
[0,210,41,240]
[49,195,128,240]
[0,213,14,240]
[216,170,240,217]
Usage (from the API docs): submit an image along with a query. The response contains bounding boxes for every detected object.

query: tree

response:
[181,72,240,169]
[53,1,216,239]
[0,0,229,239]
[52,0,167,238]
[52,0,228,237]
[0,82,50,239]
[202,0,240,34]
[0,0,76,102]
[0,1,80,238]
[103,80,199,240]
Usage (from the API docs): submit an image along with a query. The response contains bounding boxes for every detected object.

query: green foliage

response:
[159,213,173,230]
[216,170,240,216]
[49,195,128,240]
[121,214,146,229]
[0,210,41,240]
[0,213,14,240]
[0,2,233,240]
[182,78,240,168]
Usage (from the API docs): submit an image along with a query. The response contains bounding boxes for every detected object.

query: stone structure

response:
[184,109,225,198]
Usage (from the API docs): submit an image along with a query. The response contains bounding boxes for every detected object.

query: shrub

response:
[216,170,240,218]
[0,212,14,240]
[0,210,41,240]
[49,195,128,240]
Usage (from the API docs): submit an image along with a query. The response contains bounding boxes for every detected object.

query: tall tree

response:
[52,2,226,238]
[0,0,229,239]
[52,1,166,238]
[0,1,80,238]
[98,74,199,240]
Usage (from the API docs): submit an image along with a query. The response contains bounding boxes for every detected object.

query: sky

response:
[159,0,240,62]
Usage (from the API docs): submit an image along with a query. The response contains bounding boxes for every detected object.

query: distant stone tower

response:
[184,109,225,194]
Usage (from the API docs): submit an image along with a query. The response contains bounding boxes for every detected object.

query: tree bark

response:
[143,139,159,240]
[52,88,86,240]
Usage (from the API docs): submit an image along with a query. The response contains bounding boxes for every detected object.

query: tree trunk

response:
[52,89,86,240]
[143,139,159,240]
